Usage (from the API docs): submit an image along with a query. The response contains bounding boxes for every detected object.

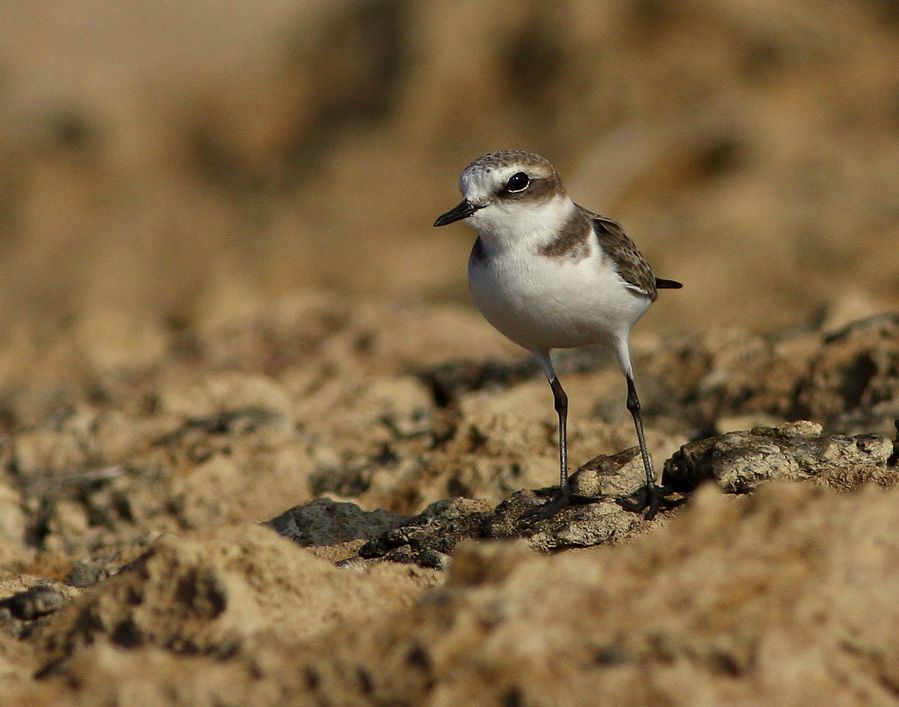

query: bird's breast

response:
[468,241,651,351]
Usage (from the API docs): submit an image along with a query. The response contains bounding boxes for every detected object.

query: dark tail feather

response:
[656,278,683,289]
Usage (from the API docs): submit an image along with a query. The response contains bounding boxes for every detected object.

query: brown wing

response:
[579,207,657,301]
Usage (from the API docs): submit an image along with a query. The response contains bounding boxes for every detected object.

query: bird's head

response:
[433,150,574,248]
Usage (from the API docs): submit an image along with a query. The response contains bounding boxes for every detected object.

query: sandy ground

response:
[0,2,897,704]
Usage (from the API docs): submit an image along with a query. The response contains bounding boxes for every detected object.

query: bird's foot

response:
[520,485,600,524]
[616,483,681,520]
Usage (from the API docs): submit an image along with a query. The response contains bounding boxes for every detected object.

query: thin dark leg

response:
[621,374,664,519]
[520,375,600,523]
[550,375,569,492]
[626,375,655,491]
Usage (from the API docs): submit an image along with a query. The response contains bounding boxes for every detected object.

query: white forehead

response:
[456,150,557,205]
[459,163,523,205]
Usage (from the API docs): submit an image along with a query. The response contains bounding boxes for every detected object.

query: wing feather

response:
[580,208,658,301]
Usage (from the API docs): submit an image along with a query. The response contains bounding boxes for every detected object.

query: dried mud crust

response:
[0,301,896,707]
[318,419,897,568]
[664,421,897,493]
[0,298,894,704]
[12,484,899,706]
[0,306,894,564]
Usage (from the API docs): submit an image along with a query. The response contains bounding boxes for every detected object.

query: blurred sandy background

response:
[0,0,897,385]
[1,5,899,702]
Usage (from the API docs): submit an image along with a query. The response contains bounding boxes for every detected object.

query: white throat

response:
[467,195,575,254]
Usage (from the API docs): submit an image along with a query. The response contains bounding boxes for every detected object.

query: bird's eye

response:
[506,172,530,193]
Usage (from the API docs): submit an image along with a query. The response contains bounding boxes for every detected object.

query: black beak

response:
[433,199,481,227]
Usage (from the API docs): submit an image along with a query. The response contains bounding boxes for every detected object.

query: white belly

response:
[468,245,651,353]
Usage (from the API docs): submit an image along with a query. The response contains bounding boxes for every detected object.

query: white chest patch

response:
[468,230,651,353]
[469,195,574,253]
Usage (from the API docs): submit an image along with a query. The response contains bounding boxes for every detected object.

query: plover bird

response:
[434,150,682,519]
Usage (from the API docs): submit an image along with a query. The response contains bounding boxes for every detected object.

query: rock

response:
[792,313,899,435]
[358,450,675,564]
[569,447,648,497]
[664,421,896,493]
[1,584,67,621]
[266,498,408,547]
[65,539,158,588]
[487,490,644,552]
[0,579,79,640]
[66,558,113,588]
[359,498,493,568]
